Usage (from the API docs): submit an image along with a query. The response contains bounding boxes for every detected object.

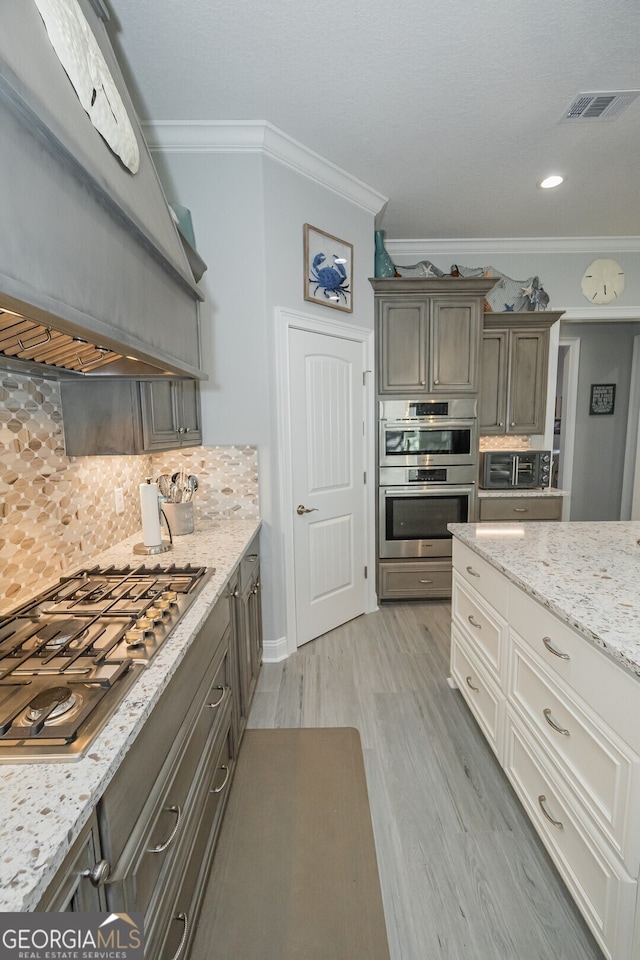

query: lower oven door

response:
[378,484,476,559]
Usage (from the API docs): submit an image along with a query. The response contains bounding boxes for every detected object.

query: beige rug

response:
[191,727,390,960]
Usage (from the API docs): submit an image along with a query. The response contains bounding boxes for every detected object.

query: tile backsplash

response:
[0,371,258,612]
[479,435,531,451]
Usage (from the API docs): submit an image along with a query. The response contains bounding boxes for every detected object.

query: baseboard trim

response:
[262,635,289,663]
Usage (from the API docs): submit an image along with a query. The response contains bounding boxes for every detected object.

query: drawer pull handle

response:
[543,708,570,736]
[466,565,480,578]
[538,795,563,829]
[212,763,231,794]
[419,579,434,584]
[542,636,570,660]
[208,685,226,709]
[168,912,189,960]
[150,805,183,853]
[465,676,479,693]
[513,508,528,513]
[246,554,258,562]
[467,615,482,629]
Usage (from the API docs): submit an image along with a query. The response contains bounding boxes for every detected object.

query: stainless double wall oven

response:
[378,399,478,560]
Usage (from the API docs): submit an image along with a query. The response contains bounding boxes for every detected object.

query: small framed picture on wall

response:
[303,224,353,312]
[589,383,616,415]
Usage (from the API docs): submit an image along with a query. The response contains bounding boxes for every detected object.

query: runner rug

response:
[191,726,390,960]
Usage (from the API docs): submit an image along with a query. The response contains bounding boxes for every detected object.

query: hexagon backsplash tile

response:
[0,371,259,614]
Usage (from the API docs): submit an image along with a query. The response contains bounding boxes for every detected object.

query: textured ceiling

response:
[106,0,640,240]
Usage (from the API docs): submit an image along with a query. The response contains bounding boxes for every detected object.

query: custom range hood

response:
[0,0,207,379]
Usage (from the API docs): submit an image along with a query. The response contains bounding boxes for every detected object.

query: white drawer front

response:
[509,635,640,873]
[504,710,637,960]
[452,539,508,617]
[509,584,640,756]
[452,573,506,684]
[451,626,504,760]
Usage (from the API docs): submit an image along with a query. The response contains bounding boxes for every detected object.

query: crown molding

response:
[387,236,640,256]
[560,305,640,322]
[143,120,388,216]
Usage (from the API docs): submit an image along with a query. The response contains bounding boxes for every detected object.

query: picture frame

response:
[589,383,616,416]
[303,224,353,313]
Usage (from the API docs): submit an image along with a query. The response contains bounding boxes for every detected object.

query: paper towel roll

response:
[140,481,162,548]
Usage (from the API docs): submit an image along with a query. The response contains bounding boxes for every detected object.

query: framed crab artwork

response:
[303,224,353,312]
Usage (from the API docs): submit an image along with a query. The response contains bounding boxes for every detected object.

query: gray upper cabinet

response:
[61,377,202,456]
[480,312,564,435]
[372,277,497,397]
[140,379,202,450]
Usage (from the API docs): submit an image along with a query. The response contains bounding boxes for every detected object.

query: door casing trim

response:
[275,307,377,656]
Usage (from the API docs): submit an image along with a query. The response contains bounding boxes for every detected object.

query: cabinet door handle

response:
[543,707,570,736]
[538,795,563,829]
[542,636,570,660]
[465,676,479,692]
[168,913,189,960]
[81,859,110,887]
[207,685,226,709]
[467,615,482,629]
[211,764,231,794]
[465,565,480,578]
[177,427,185,434]
[149,805,183,853]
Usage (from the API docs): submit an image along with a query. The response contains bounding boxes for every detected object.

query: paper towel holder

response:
[133,502,173,555]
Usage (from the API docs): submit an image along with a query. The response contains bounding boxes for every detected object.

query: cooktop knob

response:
[125,629,146,647]
[162,590,178,604]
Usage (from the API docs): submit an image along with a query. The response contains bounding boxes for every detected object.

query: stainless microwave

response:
[480,450,551,489]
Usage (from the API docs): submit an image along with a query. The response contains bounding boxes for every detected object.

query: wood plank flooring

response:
[247,601,605,960]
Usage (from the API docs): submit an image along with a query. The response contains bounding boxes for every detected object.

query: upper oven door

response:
[379,418,478,467]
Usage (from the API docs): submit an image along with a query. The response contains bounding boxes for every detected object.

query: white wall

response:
[150,144,377,652]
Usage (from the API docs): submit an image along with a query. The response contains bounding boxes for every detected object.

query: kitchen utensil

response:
[185,475,198,502]
[156,474,172,499]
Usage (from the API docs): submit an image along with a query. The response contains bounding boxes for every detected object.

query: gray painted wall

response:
[559,321,640,520]
[150,147,376,650]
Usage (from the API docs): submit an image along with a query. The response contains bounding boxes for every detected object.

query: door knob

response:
[296,504,318,515]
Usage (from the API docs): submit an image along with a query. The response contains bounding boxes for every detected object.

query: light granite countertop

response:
[0,516,260,913]
[449,520,640,681]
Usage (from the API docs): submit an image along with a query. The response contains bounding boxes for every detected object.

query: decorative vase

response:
[374,230,396,278]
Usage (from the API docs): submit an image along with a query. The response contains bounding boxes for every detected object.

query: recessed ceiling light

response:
[540,175,564,189]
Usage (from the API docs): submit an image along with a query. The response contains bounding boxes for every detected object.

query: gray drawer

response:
[378,560,452,599]
[479,496,562,522]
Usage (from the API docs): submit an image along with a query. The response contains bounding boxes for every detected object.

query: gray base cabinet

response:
[230,534,263,742]
[36,812,107,912]
[378,560,452,600]
[480,312,563,435]
[478,496,563,522]
[38,537,263,959]
[60,377,202,455]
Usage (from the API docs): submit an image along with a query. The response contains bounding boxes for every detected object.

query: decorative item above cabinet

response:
[480,311,564,436]
[371,277,497,397]
[60,377,202,456]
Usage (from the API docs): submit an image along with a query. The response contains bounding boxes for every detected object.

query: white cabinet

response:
[451,538,640,960]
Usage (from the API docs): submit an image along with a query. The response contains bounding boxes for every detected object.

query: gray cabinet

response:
[372,277,496,397]
[480,312,563,435]
[230,534,262,742]
[36,812,107,912]
[60,377,202,455]
[98,593,234,960]
[478,495,563,522]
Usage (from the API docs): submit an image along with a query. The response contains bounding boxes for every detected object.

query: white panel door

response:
[289,326,366,646]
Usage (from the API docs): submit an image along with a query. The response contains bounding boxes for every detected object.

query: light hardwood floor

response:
[247,601,604,960]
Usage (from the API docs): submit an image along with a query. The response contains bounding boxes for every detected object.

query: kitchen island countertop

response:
[0,517,260,913]
[449,520,640,681]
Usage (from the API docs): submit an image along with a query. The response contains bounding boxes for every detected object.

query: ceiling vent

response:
[562,91,640,122]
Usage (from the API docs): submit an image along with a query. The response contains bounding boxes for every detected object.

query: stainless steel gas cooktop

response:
[0,563,212,762]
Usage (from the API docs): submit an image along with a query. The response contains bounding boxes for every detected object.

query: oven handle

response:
[382,418,478,429]
[382,485,476,497]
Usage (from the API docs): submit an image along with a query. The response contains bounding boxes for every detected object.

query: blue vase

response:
[374,230,396,278]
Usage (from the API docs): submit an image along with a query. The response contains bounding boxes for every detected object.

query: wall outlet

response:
[114,487,125,515]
